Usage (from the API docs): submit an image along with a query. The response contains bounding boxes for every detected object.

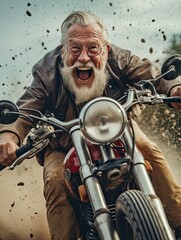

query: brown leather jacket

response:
[0,44,181,163]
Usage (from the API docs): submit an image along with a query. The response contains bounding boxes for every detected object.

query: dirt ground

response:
[0,133,180,240]
[0,160,50,240]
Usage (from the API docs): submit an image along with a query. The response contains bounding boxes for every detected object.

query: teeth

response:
[79,79,89,82]
[77,67,91,71]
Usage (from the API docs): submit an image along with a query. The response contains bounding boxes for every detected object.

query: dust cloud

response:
[136,104,181,183]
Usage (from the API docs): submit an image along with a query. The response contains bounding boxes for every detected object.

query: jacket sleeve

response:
[123,53,181,95]
[108,44,181,96]
[0,65,50,145]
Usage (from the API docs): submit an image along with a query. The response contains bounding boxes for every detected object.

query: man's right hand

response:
[0,133,19,167]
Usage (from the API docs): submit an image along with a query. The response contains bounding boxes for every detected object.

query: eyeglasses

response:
[66,43,107,57]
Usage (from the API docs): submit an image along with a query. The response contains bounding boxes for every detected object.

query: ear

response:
[61,45,67,61]
[106,44,111,52]
[61,45,65,55]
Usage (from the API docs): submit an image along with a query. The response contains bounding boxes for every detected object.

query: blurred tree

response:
[165,34,181,55]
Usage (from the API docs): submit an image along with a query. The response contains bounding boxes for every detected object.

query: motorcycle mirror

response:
[161,54,181,80]
[0,100,19,124]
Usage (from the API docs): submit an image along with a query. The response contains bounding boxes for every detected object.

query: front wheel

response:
[116,190,170,240]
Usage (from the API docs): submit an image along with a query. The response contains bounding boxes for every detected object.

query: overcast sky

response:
[0,0,181,100]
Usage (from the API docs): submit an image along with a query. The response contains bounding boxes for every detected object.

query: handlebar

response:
[0,140,34,171]
[0,163,5,171]
[162,96,181,104]
[16,140,34,158]
[0,86,180,171]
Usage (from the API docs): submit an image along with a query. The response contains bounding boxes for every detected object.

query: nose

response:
[77,48,91,63]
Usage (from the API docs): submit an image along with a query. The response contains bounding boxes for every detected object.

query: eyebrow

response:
[68,40,100,45]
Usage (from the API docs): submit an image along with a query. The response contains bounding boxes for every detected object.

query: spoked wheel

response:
[116,190,169,240]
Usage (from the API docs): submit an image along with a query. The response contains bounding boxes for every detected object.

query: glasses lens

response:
[69,44,81,56]
[67,43,103,56]
[88,44,101,56]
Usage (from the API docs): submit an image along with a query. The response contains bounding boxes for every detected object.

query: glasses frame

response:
[66,43,107,57]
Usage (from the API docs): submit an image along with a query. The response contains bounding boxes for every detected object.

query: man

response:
[0,11,181,240]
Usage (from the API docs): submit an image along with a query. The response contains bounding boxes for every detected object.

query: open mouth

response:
[75,67,93,81]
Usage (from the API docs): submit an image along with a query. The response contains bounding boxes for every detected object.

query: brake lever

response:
[9,138,50,170]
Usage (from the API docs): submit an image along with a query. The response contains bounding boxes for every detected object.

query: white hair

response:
[61,11,109,45]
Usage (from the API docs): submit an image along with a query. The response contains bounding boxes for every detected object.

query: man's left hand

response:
[170,86,181,110]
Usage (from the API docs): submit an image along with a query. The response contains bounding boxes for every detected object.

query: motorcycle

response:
[0,55,181,240]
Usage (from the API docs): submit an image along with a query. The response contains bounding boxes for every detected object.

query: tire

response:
[116,190,169,240]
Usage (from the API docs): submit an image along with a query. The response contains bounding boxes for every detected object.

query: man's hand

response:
[170,86,181,110]
[0,133,19,167]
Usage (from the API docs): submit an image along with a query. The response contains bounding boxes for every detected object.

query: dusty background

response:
[0,105,180,240]
[0,1,180,239]
[0,160,50,240]
[136,104,181,184]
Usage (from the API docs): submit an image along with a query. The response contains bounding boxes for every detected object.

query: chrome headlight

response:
[79,97,127,144]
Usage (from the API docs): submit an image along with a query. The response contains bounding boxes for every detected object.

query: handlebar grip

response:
[16,141,33,158]
[163,97,181,104]
[0,163,6,171]
[0,141,33,171]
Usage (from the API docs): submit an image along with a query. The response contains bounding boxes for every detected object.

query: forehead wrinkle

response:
[67,24,104,43]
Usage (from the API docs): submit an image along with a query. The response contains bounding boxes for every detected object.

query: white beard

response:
[61,61,109,105]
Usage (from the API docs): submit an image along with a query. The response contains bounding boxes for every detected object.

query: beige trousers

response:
[43,149,79,240]
[43,121,181,240]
